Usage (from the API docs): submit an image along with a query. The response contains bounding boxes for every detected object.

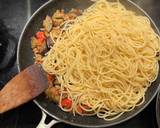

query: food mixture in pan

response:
[31,0,160,121]
[31,8,83,110]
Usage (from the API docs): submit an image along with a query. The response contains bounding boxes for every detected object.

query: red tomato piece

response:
[36,31,46,39]
[61,98,72,109]
[36,31,46,44]
[77,105,84,114]
[37,38,44,44]
[77,104,90,114]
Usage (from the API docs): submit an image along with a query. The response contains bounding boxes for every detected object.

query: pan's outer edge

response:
[17,0,160,127]
[156,91,160,128]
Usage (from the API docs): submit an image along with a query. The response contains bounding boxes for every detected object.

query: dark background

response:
[0,0,160,128]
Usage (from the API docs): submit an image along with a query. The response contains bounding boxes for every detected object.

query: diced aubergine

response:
[38,41,49,55]
[46,37,54,49]
[45,86,60,103]
[70,8,82,15]
[43,15,53,32]
[52,9,65,19]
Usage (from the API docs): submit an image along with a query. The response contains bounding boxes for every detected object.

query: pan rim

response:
[156,90,160,128]
[17,0,160,127]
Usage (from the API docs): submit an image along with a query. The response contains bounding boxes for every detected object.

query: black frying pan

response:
[156,91,160,128]
[17,0,160,127]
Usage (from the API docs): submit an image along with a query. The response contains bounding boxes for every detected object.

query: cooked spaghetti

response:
[35,0,160,121]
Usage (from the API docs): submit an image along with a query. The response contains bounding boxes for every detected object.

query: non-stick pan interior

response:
[17,0,160,127]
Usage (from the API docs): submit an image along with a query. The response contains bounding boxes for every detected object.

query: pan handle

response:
[36,111,60,128]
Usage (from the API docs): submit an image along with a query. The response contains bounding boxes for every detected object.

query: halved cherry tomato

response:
[61,98,72,109]
[36,31,46,44]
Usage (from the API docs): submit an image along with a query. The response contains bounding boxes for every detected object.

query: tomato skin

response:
[61,98,72,109]
[77,105,83,114]
[36,31,46,44]
[36,31,46,39]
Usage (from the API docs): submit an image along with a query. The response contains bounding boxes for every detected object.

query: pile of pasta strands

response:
[42,0,160,120]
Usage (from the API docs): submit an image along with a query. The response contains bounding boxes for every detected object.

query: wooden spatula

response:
[0,64,48,114]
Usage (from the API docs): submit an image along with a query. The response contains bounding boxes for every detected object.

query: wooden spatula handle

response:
[0,64,48,113]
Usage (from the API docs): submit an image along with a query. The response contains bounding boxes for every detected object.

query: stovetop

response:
[0,0,160,128]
